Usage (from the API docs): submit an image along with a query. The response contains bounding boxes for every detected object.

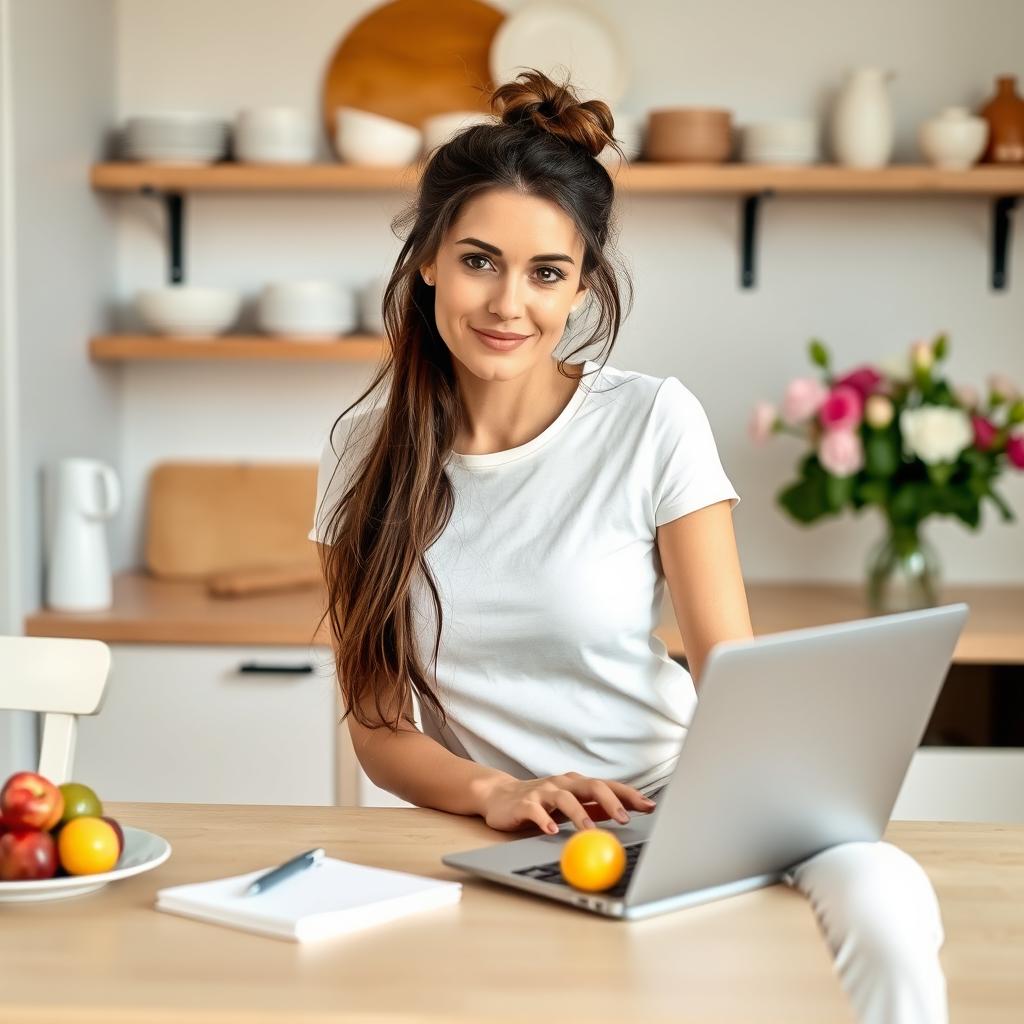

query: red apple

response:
[100,816,124,859]
[0,771,64,830]
[0,825,58,880]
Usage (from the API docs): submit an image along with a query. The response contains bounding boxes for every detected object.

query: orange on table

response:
[56,816,120,876]
[559,829,626,892]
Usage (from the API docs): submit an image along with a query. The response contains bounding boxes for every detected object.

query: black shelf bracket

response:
[739,189,775,289]
[991,195,1018,291]
[140,186,185,284]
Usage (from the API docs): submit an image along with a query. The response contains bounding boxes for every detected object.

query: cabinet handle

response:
[237,661,314,675]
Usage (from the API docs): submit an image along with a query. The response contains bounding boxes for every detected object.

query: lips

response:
[472,328,530,340]
[471,326,531,351]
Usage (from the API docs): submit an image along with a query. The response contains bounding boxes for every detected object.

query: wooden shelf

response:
[90,161,1024,195]
[24,572,1024,661]
[89,334,387,363]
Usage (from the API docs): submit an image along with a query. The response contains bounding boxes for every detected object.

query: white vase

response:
[831,67,896,168]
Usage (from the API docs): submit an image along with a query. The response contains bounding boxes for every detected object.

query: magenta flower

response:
[834,365,883,401]
[819,429,864,477]
[818,384,864,432]
[972,415,998,452]
[781,377,829,426]
[1008,430,1024,470]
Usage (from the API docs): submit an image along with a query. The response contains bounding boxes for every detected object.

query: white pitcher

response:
[830,66,896,168]
[45,458,121,611]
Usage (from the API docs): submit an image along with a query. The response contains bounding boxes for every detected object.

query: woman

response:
[310,69,948,1024]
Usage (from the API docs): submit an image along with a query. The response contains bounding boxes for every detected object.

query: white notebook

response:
[154,856,462,943]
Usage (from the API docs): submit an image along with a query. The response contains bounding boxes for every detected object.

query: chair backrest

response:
[0,636,112,784]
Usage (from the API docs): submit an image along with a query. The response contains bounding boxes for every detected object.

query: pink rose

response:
[1008,430,1024,470]
[818,429,864,477]
[834,365,883,400]
[780,377,829,426]
[955,383,980,410]
[818,384,864,432]
[972,415,998,452]
[748,400,777,445]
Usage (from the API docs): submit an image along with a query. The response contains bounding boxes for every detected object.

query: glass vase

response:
[866,521,942,613]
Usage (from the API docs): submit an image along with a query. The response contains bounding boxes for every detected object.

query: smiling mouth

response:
[471,327,531,340]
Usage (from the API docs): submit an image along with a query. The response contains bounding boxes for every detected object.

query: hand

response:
[478,771,657,835]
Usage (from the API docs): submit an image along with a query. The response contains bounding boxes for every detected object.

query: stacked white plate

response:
[257,281,357,340]
[121,113,230,163]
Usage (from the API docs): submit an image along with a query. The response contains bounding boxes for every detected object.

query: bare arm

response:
[656,499,753,690]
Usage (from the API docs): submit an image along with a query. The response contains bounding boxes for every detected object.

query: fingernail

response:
[642,799,656,807]
[548,822,559,833]
[582,817,595,829]
[615,810,630,823]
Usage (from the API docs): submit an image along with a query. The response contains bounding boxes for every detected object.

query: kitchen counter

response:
[4,802,1023,1022]
[24,571,1024,663]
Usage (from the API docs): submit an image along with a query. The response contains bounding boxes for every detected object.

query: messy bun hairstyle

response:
[315,68,634,737]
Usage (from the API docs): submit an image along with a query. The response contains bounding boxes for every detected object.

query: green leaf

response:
[808,338,830,371]
[824,472,854,511]
[777,474,829,523]
[985,485,1016,522]
[864,431,900,477]
[926,462,954,486]
[856,479,890,506]
[933,332,949,361]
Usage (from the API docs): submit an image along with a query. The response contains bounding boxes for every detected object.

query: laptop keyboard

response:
[512,840,647,899]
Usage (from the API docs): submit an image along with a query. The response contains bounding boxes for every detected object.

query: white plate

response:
[490,0,629,106]
[0,825,171,902]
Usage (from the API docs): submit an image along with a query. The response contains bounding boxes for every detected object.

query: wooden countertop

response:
[24,572,1024,663]
[3,802,1022,1023]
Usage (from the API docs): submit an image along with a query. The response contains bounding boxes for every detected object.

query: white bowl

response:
[421,111,496,153]
[257,281,356,336]
[235,107,317,163]
[334,107,422,166]
[918,107,989,170]
[136,286,242,338]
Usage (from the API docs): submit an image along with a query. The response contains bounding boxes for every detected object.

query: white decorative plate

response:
[489,0,629,107]
[0,825,171,902]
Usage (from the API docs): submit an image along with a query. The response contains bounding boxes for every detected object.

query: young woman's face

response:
[421,188,588,380]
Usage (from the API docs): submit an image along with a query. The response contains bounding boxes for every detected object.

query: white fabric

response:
[310,357,739,793]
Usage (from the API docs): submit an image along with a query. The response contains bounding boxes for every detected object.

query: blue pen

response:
[244,847,325,897]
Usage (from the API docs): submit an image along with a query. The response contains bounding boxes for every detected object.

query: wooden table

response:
[2,804,1022,1023]
[24,573,1024,663]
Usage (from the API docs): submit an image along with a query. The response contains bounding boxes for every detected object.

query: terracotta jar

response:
[976,74,1024,163]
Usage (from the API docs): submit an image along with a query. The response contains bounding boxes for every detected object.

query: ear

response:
[420,263,436,287]
[569,283,589,316]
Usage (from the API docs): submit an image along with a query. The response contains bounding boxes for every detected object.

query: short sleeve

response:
[308,408,382,545]
[650,376,740,528]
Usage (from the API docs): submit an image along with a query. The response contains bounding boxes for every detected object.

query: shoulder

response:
[588,361,708,424]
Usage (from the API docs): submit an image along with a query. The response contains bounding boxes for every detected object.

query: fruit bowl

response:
[0,826,171,902]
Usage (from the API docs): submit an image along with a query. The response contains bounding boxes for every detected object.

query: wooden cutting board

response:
[144,462,319,580]
[320,0,504,136]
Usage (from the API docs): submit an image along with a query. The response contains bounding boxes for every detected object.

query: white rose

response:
[878,352,912,382]
[899,406,972,465]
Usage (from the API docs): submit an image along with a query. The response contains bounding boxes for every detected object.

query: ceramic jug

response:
[45,458,121,611]
[831,66,896,168]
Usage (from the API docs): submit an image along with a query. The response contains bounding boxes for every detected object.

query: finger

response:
[548,789,594,831]
[562,778,632,824]
[525,801,562,835]
[602,780,659,812]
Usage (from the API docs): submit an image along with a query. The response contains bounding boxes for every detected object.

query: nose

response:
[487,272,526,323]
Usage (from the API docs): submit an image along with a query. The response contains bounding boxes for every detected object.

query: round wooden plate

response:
[321,0,505,144]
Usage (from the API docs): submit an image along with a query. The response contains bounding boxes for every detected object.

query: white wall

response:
[0,0,118,774]
[109,0,1024,582]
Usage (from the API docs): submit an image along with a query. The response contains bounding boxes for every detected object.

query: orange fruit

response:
[559,828,626,892]
[56,816,119,876]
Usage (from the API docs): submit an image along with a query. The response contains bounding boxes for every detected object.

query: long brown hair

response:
[314,69,634,735]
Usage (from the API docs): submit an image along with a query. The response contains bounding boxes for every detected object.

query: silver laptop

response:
[441,602,969,921]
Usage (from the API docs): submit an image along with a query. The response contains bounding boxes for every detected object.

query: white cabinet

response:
[74,643,340,806]
[72,641,416,809]
[892,747,1024,823]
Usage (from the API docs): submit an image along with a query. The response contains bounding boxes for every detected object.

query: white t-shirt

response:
[309,358,740,796]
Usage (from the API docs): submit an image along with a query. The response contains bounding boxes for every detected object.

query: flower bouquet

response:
[749,333,1024,611]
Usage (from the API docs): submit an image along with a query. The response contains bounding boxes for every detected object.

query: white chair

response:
[0,636,112,783]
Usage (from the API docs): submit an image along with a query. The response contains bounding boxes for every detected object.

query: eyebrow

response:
[455,237,576,265]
